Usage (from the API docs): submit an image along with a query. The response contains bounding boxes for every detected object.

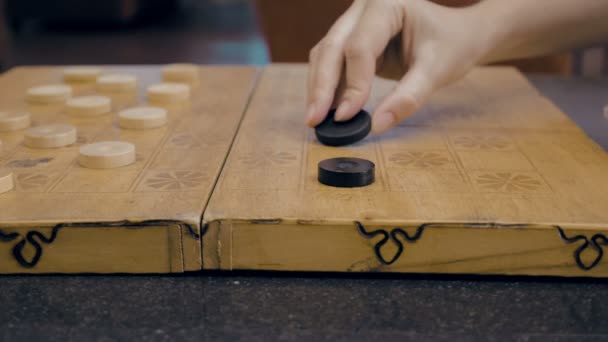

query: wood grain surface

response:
[2,64,607,277]
[0,65,258,273]
[204,64,608,277]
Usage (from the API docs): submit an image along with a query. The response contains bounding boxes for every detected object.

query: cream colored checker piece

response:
[78,141,136,169]
[26,84,72,104]
[119,106,167,129]
[24,124,77,148]
[147,82,190,104]
[162,63,200,87]
[66,95,112,117]
[63,66,103,83]
[96,74,138,92]
[0,169,14,194]
[0,111,31,132]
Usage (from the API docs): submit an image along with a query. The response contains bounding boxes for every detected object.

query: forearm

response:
[473,0,608,63]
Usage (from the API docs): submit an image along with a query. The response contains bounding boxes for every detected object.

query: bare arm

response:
[306,0,608,134]
[482,0,608,62]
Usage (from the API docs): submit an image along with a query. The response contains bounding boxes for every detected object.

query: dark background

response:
[1,271,608,341]
[0,0,607,75]
[0,0,268,68]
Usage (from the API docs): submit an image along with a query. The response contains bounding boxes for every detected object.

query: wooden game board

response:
[0,65,257,273]
[1,64,607,277]
[204,64,608,278]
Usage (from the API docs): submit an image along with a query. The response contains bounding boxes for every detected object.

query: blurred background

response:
[0,0,606,76]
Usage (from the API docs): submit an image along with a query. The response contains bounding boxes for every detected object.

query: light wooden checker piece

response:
[0,65,258,274]
[162,63,200,87]
[26,84,72,104]
[0,111,31,132]
[63,67,103,83]
[24,124,77,148]
[78,141,136,169]
[203,65,608,278]
[118,106,167,129]
[147,82,190,104]
[96,73,138,93]
[66,96,112,117]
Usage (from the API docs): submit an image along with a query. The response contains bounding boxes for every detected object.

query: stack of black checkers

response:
[315,109,375,188]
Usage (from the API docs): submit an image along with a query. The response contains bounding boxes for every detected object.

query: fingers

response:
[334,2,403,122]
[306,1,366,127]
[306,41,343,127]
[372,63,435,134]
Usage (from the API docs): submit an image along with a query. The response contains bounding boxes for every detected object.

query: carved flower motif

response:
[7,158,53,168]
[389,151,450,168]
[16,173,50,190]
[453,136,510,150]
[239,150,296,167]
[169,134,201,148]
[144,171,207,190]
[475,172,542,192]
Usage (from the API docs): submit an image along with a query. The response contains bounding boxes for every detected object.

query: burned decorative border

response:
[557,227,607,271]
[355,222,426,265]
[2,220,606,272]
[0,220,199,269]
[0,225,63,268]
[356,222,607,272]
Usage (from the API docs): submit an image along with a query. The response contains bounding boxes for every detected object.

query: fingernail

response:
[305,103,316,126]
[334,100,350,121]
[372,112,395,134]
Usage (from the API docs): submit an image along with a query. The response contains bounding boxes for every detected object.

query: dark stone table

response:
[1,75,607,342]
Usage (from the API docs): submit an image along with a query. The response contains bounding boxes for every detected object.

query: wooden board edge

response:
[201,220,232,270]
[0,220,200,274]
[201,219,608,277]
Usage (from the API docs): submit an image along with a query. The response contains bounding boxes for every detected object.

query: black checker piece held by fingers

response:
[318,157,375,188]
[315,109,371,146]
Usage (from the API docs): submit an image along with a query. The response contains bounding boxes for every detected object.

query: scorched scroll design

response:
[355,222,426,265]
[355,223,607,271]
[557,227,608,271]
[0,225,63,268]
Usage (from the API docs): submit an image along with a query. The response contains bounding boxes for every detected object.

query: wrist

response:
[465,1,516,65]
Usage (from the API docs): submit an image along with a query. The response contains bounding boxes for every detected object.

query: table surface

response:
[1,75,607,342]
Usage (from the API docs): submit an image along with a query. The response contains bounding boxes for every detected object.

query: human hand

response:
[306,0,494,134]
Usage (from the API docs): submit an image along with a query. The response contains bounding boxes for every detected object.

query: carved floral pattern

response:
[475,172,543,192]
[15,173,51,191]
[453,136,511,150]
[169,133,202,149]
[143,171,207,190]
[239,150,297,167]
[7,158,53,168]
[388,151,450,168]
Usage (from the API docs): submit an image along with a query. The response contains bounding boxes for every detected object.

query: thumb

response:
[371,64,435,134]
